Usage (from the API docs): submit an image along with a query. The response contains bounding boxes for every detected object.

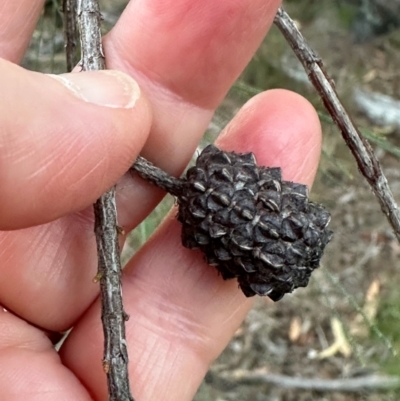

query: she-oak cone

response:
[177,145,332,301]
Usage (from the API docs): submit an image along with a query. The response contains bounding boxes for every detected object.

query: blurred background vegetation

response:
[25,1,400,400]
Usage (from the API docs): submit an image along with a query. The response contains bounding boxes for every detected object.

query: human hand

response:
[0,1,322,400]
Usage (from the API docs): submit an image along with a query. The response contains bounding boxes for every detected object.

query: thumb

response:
[0,59,151,229]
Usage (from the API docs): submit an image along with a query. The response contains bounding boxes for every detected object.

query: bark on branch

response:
[274,7,400,243]
[63,0,78,72]
[76,1,134,400]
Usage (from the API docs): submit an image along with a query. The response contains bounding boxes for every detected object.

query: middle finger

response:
[0,0,46,62]
[107,0,281,229]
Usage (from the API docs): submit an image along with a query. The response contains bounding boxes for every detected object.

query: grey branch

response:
[76,1,134,400]
[213,369,400,393]
[131,156,184,197]
[77,0,105,71]
[274,7,400,243]
[63,0,79,72]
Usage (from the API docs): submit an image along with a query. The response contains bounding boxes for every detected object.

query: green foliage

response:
[282,0,323,24]
[375,286,400,375]
[336,2,359,29]
[122,195,174,264]
[24,2,65,73]
[44,0,63,27]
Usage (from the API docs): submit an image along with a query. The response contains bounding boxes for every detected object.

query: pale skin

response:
[0,1,322,400]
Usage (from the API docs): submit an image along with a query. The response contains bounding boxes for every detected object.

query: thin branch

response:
[212,369,400,393]
[63,0,79,72]
[131,156,184,197]
[76,1,133,400]
[77,0,104,70]
[274,7,400,243]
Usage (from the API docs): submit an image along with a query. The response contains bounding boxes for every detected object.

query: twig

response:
[274,7,400,243]
[76,1,133,400]
[131,156,184,197]
[212,369,400,393]
[63,0,79,72]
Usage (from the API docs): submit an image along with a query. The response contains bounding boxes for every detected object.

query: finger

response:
[0,309,92,400]
[106,0,280,163]
[0,59,151,229]
[61,91,322,401]
[0,1,45,62]
[217,89,321,187]
[0,214,99,332]
[108,0,281,108]
[105,0,281,229]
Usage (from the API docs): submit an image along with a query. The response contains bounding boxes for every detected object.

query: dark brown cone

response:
[177,145,332,301]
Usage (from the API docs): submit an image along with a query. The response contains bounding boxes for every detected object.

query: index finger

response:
[104,0,282,233]
[105,0,282,169]
[108,0,281,109]
[0,1,45,62]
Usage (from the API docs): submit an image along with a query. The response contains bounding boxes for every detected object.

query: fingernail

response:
[48,70,140,108]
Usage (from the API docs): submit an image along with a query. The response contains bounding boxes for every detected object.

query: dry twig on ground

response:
[212,369,400,393]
